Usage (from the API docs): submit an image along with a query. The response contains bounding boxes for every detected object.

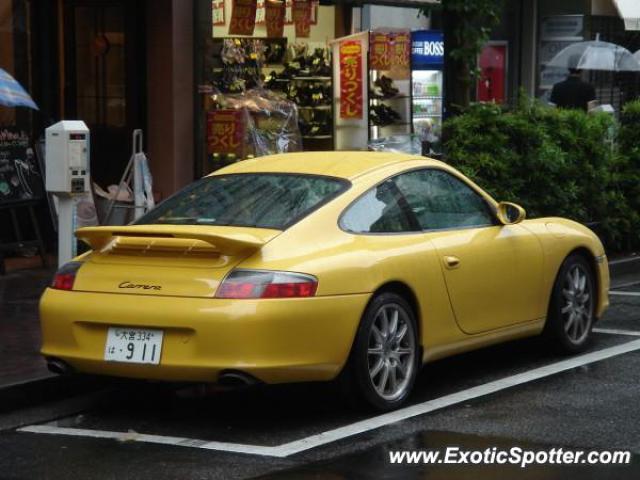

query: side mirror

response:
[497,202,526,225]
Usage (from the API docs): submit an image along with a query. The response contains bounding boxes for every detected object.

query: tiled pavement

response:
[0,265,54,389]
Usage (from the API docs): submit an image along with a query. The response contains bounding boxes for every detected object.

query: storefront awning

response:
[612,0,640,31]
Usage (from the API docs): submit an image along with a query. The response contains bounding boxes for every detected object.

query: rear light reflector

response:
[51,261,83,291]
[216,270,318,299]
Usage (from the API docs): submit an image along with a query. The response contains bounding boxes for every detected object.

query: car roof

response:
[209,151,440,180]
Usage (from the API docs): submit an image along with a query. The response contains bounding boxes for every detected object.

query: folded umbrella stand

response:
[102,129,155,226]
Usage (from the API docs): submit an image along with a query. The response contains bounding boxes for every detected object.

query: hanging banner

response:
[265,0,285,38]
[212,0,225,26]
[293,0,311,38]
[391,31,411,69]
[207,110,245,158]
[370,31,391,70]
[339,41,364,119]
[229,0,258,36]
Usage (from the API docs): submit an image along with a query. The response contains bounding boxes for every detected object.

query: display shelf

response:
[298,105,332,110]
[369,122,412,127]
[413,113,442,118]
[370,95,412,101]
[293,76,332,81]
[302,135,333,139]
[413,95,443,100]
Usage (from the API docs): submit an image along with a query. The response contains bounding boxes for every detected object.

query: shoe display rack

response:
[210,37,289,94]
[369,71,412,142]
[208,38,334,157]
[331,30,414,151]
[265,44,334,151]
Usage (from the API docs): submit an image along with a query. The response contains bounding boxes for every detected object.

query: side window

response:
[394,169,495,230]
[340,179,418,233]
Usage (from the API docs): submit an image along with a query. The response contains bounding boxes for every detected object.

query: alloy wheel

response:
[367,303,416,402]
[561,265,593,344]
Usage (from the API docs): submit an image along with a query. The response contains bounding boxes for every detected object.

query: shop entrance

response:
[63,0,145,188]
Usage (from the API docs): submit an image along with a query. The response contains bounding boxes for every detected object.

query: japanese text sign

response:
[265,0,285,38]
[339,40,363,119]
[207,110,245,157]
[229,0,257,36]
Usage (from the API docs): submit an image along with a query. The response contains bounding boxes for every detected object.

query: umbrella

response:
[0,67,38,110]
[546,38,640,72]
[634,49,640,63]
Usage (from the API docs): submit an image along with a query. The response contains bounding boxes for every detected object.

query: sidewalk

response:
[0,265,54,389]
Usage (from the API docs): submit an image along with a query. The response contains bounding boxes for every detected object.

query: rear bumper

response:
[40,289,370,384]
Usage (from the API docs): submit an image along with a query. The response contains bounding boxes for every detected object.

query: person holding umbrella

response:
[547,35,640,113]
[550,56,596,112]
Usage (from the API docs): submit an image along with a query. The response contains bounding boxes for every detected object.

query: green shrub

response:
[616,100,640,250]
[442,100,639,252]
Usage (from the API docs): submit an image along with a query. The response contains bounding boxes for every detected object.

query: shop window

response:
[73,4,126,129]
[197,1,337,176]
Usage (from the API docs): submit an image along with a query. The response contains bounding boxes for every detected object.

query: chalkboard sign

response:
[0,128,44,205]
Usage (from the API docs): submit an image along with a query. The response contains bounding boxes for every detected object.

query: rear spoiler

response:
[76,225,279,255]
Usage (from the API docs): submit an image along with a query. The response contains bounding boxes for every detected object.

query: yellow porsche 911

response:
[40,152,609,410]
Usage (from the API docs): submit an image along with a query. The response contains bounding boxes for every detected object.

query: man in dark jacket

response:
[550,67,597,112]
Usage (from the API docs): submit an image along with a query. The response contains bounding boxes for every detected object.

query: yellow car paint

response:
[39,152,610,385]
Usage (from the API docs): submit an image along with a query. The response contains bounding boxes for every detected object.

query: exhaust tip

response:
[46,357,74,375]
[218,371,259,388]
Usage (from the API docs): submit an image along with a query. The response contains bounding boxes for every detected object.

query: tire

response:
[340,292,419,411]
[543,254,596,354]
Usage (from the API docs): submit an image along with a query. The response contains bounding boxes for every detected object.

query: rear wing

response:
[76,225,280,256]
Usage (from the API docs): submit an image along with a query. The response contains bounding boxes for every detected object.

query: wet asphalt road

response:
[1,274,639,479]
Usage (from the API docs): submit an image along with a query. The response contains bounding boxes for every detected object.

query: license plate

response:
[104,327,163,365]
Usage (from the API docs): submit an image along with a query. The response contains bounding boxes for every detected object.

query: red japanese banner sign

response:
[265,0,285,38]
[369,32,391,71]
[229,0,257,36]
[293,0,311,38]
[207,110,245,157]
[339,40,364,119]
[391,31,411,69]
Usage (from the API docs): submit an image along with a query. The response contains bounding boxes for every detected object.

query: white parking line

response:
[594,328,640,337]
[18,425,283,456]
[609,291,640,297]
[18,338,640,458]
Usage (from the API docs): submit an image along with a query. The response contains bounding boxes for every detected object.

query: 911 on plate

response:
[104,327,163,365]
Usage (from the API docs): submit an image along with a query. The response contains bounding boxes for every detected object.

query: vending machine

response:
[410,30,444,143]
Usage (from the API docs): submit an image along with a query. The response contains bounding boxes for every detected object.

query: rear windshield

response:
[136,173,350,230]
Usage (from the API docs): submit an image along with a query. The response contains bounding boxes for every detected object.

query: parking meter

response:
[45,121,90,267]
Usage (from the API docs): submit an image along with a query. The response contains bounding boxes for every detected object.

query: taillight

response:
[51,261,83,291]
[215,270,318,299]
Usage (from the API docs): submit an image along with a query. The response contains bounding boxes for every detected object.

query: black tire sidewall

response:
[350,292,419,411]
[545,254,596,354]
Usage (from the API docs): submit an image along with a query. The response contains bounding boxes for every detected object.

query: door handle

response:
[444,256,461,269]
